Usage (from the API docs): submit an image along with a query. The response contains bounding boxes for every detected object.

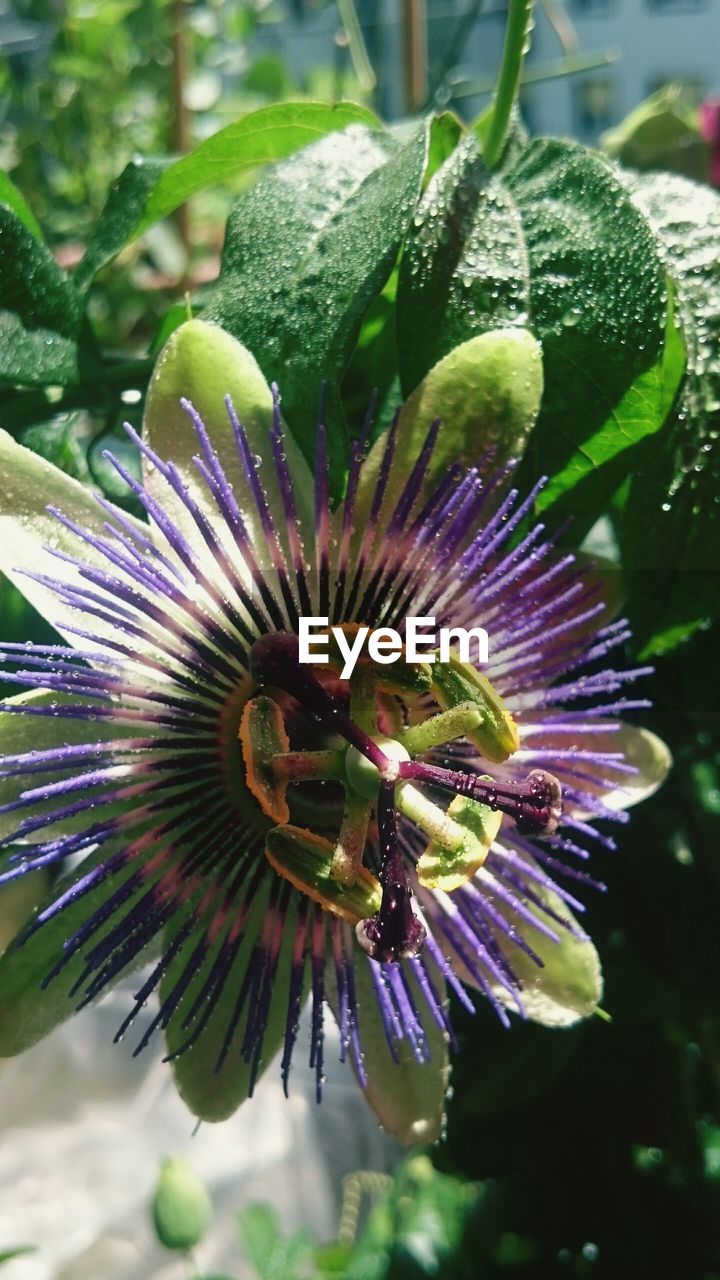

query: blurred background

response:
[0,0,719,1276]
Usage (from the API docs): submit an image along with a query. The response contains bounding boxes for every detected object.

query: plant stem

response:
[336,0,377,93]
[455,47,618,99]
[482,0,534,168]
[170,0,192,254]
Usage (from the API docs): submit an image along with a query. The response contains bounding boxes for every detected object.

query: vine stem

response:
[482,0,535,169]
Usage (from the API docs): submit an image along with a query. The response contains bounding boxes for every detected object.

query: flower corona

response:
[0,321,670,1144]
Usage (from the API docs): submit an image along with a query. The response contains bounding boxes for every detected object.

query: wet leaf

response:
[397,134,530,394]
[0,172,43,240]
[206,122,429,489]
[502,138,667,535]
[136,101,380,238]
[618,172,720,653]
[535,286,685,519]
[74,158,168,290]
[71,104,379,288]
[0,206,94,386]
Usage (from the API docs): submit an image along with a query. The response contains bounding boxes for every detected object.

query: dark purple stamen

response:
[399,760,563,836]
[356,781,426,963]
[249,632,390,772]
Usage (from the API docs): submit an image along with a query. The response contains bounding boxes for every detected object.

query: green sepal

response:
[0,691,143,843]
[0,841,155,1055]
[265,824,381,924]
[143,318,313,557]
[354,328,543,532]
[164,888,300,1123]
[491,878,603,1027]
[329,944,450,1146]
[152,1157,212,1250]
[417,793,502,891]
[431,653,519,762]
[0,859,50,955]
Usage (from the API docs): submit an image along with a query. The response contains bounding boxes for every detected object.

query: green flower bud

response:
[152,1156,212,1251]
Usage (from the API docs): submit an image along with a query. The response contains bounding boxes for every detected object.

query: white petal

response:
[0,428,146,645]
[491,879,603,1028]
[519,720,671,813]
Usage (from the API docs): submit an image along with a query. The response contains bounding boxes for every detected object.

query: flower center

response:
[345,737,411,797]
[240,631,563,962]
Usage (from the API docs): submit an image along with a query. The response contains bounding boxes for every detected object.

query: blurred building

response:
[250,0,720,140]
[524,0,720,142]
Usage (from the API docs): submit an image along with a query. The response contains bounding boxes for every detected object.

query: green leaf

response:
[535,285,686,519]
[397,134,530,395]
[344,1157,481,1280]
[135,101,380,238]
[74,158,168,291]
[206,121,429,488]
[69,105,379,286]
[503,139,667,535]
[617,172,720,653]
[0,206,94,386]
[152,1157,212,1250]
[237,1204,314,1280]
[424,111,463,186]
[0,173,43,240]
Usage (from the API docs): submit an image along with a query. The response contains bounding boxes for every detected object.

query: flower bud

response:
[152,1156,212,1251]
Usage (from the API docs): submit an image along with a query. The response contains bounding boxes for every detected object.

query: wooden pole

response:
[401,0,428,113]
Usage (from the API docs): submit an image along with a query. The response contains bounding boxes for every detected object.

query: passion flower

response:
[0,320,669,1144]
